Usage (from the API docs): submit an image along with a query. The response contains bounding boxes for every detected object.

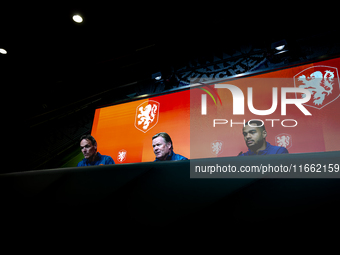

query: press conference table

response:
[1,151,340,229]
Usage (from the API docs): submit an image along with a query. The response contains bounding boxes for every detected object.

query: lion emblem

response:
[137,104,158,130]
[294,66,340,109]
[117,149,127,163]
[135,100,160,133]
[275,134,292,149]
[276,135,290,147]
[211,140,223,155]
[298,70,334,105]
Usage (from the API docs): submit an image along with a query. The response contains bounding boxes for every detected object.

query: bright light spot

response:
[73,15,83,23]
[155,76,162,80]
[275,45,285,51]
[0,48,7,54]
[275,50,288,55]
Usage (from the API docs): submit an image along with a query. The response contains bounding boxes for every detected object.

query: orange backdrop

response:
[91,90,191,163]
[91,57,340,163]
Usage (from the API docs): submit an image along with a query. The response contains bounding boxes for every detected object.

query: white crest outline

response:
[294,65,340,109]
[134,100,160,133]
[275,133,292,149]
[211,140,223,156]
[117,149,127,163]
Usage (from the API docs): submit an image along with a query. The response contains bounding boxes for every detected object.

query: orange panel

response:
[91,57,340,163]
[92,90,190,163]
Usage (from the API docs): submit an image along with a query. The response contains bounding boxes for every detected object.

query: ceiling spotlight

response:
[72,15,83,23]
[271,39,288,52]
[275,45,285,51]
[152,72,162,80]
[275,50,288,55]
[0,48,7,54]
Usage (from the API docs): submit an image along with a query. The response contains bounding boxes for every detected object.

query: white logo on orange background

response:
[117,149,127,163]
[135,100,160,133]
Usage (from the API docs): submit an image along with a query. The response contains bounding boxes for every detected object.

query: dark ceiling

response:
[5,4,337,119]
[8,3,337,170]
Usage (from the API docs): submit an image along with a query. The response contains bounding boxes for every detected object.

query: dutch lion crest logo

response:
[134,100,160,133]
[117,149,127,163]
[211,140,223,155]
[294,66,340,109]
[275,133,292,149]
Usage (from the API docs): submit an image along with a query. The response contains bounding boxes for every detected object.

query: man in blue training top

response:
[238,120,288,156]
[77,134,115,166]
[152,132,188,161]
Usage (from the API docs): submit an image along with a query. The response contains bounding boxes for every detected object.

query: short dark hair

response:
[152,132,173,150]
[80,134,97,146]
[245,120,266,131]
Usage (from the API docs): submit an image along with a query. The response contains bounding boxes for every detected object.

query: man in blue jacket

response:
[77,135,115,166]
[238,120,288,156]
[152,132,188,161]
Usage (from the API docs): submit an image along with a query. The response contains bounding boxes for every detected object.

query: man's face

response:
[243,125,267,150]
[152,136,171,160]
[80,139,97,159]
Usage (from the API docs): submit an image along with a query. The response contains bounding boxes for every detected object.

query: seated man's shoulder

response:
[77,159,86,167]
[103,155,115,164]
[269,144,289,154]
[173,152,188,160]
[238,150,253,156]
[277,146,289,154]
